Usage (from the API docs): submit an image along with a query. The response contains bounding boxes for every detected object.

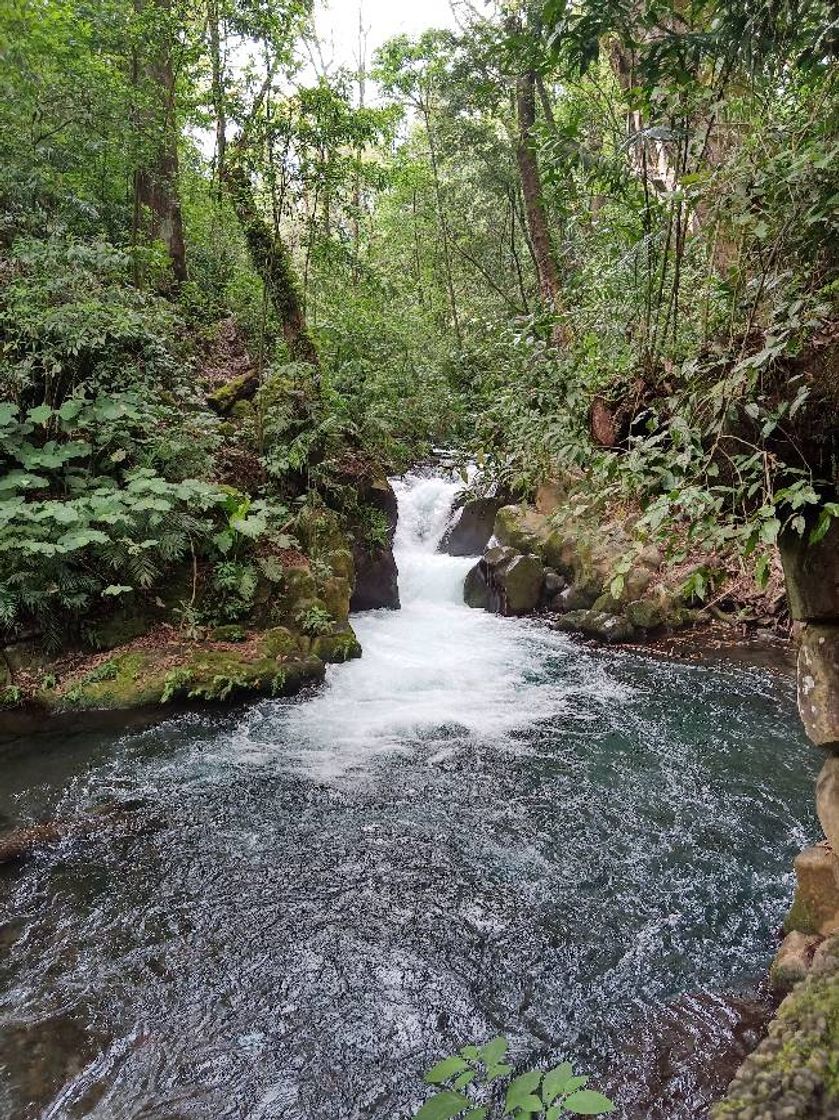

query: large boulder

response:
[780,516,839,622]
[351,547,400,611]
[465,546,544,616]
[497,554,544,615]
[798,625,839,746]
[816,754,839,852]
[441,497,503,557]
[554,611,636,644]
[785,842,839,936]
[351,475,401,612]
[464,563,490,610]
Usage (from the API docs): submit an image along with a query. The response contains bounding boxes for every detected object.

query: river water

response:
[0,471,820,1120]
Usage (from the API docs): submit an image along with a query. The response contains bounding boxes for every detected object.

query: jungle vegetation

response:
[0,0,837,648]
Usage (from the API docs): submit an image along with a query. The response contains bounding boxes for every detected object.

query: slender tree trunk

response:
[421,105,463,349]
[515,69,561,310]
[133,0,187,285]
[223,163,319,368]
[208,0,226,193]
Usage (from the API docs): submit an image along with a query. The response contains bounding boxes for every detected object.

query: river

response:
[0,470,819,1119]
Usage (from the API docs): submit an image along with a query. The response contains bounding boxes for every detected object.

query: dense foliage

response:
[0,0,837,647]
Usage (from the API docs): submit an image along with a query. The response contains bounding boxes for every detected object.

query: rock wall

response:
[463,502,697,640]
[714,518,839,1116]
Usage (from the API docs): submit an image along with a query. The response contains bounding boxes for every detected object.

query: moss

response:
[328,548,355,582]
[311,628,362,663]
[48,628,331,713]
[321,576,351,625]
[210,625,247,643]
[207,371,258,415]
[712,955,839,1119]
[261,626,303,660]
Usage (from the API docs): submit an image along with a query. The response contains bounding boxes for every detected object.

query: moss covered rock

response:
[311,628,362,663]
[712,944,839,1119]
[786,843,839,936]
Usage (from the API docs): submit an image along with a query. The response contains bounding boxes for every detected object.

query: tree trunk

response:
[133,0,187,285]
[208,0,226,193]
[223,163,319,368]
[515,70,561,311]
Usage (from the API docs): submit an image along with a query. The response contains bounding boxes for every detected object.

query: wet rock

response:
[440,497,503,557]
[785,843,839,936]
[770,932,823,994]
[496,553,544,615]
[494,505,550,555]
[817,755,839,853]
[798,625,839,746]
[464,563,490,610]
[351,474,401,612]
[351,547,400,611]
[557,583,599,613]
[554,611,636,644]
[780,516,839,622]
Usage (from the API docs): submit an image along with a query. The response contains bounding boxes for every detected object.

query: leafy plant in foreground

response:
[415,1037,613,1119]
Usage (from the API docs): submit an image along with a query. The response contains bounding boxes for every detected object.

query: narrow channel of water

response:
[0,471,819,1119]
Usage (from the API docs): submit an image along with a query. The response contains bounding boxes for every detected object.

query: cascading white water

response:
[256,470,629,778]
[0,469,819,1120]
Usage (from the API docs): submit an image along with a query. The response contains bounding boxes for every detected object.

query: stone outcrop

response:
[464,546,544,616]
[464,500,696,640]
[440,496,503,557]
[714,934,839,1119]
[350,474,401,611]
[785,843,839,937]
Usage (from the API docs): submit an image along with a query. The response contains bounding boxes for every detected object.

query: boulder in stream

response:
[440,497,503,557]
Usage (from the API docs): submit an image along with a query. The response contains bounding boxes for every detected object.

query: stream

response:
[0,471,820,1120]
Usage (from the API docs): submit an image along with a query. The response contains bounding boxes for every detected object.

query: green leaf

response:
[415,1090,470,1120]
[103,585,133,597]
[453,1072,476,1091]
[505,1072,543,1114]
[27,404,53,424]
[755,554,771,590]
[759,517,781,545]
[563,1090,614,1115]
[425,1058,471,1085]
[58,399,84,422]
[460,1046,480,1059]
[542,1063,574,1105]
[810,509,834,545]
[480,1037,508,1068]
[464,1111,487,1120]
[487,1063,513,1081]
[560,1078,588,1095]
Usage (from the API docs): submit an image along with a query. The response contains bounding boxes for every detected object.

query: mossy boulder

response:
[770,931,823,995]
[494,506,550,555]
[464,564,490,610]
[328,549,355,582]
[46,632,328,714]
[625,598,666,631]
[785,843,839,936]
[322,576,351,625]
[712,943,839,1119]
[496,553,544,615]
[554,611,635,644]
[311,628,362,663]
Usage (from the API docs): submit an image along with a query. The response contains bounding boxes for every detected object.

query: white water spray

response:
[253,471,628,778]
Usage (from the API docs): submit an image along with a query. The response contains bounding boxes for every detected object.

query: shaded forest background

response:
[0,0,837,651]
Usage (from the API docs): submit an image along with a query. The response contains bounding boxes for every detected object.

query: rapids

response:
[0,470,819,1119]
